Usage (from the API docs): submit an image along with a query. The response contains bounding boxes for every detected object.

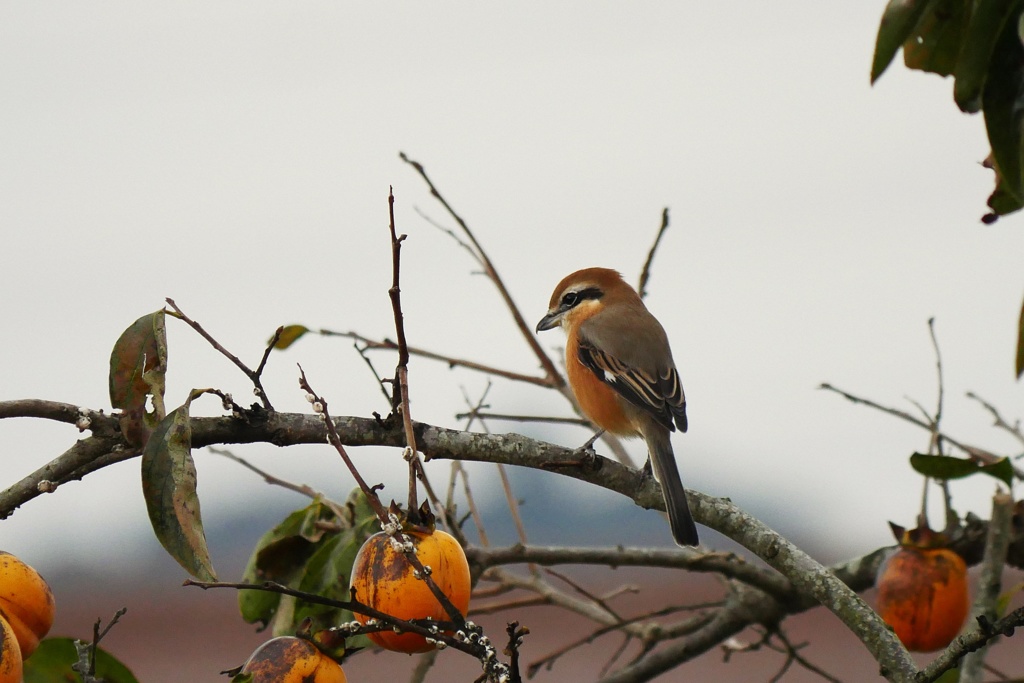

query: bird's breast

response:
[566,336,638,436]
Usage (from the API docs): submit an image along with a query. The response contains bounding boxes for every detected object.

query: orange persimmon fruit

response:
[239,635,347,683]
[349,528,471,654]
[0,551,55,659]
[0,614,22,683]
[876,525,969,652]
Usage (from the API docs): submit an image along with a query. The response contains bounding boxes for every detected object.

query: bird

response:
[536,267,699,546]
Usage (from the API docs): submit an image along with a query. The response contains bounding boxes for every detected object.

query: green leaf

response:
[872,0,941,83]
[910,452,1014,486]
[292,529,362,632]
[24,637,139,683]
[108,310,168,446]
[953,0,1019,112]
[141,391,217,581]
[982,15,1024,207]
[1016,295,1024,378]
[271,325,309,350]
[933,667,960,683]
[239,491,378,638]
[239,502,331,628]
[903,0,970,77]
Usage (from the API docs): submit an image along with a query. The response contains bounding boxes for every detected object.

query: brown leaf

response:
[108,310,167,446]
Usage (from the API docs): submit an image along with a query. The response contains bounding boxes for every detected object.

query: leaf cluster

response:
[873,0,1024,221]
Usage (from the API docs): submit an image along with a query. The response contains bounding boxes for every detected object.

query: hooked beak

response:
[535,310,562,333]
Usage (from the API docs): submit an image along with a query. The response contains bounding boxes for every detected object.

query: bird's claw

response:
[542,431,604,472]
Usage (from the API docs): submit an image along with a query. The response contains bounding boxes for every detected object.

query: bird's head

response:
[535,267,630,333]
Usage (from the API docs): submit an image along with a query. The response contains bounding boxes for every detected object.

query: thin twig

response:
[399,152,565,390]
[184,579,479,656]
[320,330,554,387]
[165,298,274,411]
[298,366,469,627]
[820,383,1024,480]
[454,411,590,426]
[638,208,670,300]
[769,628,843,683]
[917,605,1024,682]
[385,187,423,513]
[929,317,945,436]
[529,598,719,678]
[967,391,1024,449]
[354,342,394,405]
[297,368,390,523]
[84,608,127,679]
[255,326,282,379]
[414,205,485,269]
[451,461,490,547]
[467,545,792,600]
[925,318,957,530]
[544,567,622,622]
[458,383,532,560]
[206,446,348,520]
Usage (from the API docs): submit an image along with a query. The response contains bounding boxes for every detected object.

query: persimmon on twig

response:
[297,368,391,523]
[381,189,456,536]
[295,369,456,618]
[184,579,480,658]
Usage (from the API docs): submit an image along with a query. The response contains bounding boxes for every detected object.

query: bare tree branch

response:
[820,383,1024,480]
[400,151,565,391]
[165,298,274,411]
[320,329,554,388]
[466,545,791,600]
[637,208,670,300]
[960,492,1014,682]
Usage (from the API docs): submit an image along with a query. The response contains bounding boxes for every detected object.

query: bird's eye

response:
[562,292,579,308]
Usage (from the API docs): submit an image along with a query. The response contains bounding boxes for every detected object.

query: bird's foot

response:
[542,430,604,472]
[640,457,653,479]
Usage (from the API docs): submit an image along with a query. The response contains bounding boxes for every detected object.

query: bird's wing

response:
[576,338,687,433]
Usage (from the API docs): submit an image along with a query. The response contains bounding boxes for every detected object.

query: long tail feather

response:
[644,428,699,547]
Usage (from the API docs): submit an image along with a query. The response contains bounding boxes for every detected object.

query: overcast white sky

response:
[2,2,1023,577]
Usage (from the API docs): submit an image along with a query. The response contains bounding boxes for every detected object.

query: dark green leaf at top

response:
[981,14,1024,210]
[953,0,1020,113]
[910,452,1014,487]
[903,0,970,77]
[872,0,942,83]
